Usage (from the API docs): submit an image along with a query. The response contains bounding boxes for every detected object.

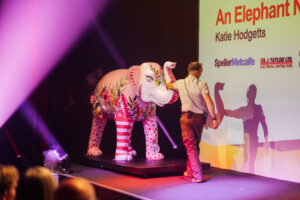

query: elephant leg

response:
[143,116,164,160]
[114,118,135,161]
[127,125,137,156]
[87,116,107,156]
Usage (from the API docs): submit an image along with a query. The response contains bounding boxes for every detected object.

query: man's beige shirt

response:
[174,75,209,114]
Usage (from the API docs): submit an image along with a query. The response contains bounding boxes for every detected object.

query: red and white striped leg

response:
[127,133,137,156]
[87,117,107,156]
[115,118,135,160]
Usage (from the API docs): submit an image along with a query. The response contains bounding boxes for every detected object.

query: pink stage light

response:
[0,0,109,128]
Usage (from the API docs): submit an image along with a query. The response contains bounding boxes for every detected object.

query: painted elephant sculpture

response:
[87,61,179,160]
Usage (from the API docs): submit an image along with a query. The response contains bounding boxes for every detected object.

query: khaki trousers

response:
[180,112,205,179]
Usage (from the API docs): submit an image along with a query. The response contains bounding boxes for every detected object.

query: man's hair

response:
[0,165,19,196]
[188,61,202,73]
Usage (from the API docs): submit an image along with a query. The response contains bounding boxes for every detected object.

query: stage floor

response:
[59,163,300,200]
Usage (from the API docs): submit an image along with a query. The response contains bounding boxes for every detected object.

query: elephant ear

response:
[127,65,141,96]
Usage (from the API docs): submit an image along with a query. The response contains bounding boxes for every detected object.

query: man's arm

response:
[202,93,218,129]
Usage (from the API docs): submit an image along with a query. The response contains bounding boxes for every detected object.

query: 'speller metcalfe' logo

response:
[260,57,293,69]
[215,57,255,68]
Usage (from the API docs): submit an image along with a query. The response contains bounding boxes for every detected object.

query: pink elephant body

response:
[87,62,178,160]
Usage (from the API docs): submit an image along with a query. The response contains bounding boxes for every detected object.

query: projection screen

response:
[199,0,300,145]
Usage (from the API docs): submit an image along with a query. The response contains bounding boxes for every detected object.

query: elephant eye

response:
[146,75,154,82]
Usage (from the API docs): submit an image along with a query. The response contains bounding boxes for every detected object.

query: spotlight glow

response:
[0,0,109,127]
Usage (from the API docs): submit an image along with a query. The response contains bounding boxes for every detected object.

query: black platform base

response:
[74,155,210,178]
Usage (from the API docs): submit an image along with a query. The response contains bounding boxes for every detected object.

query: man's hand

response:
[166,82,175,90]
[212,119,218,129]
[205,116,218,129]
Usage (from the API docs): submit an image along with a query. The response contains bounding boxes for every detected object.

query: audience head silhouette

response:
[0,165,19,200]
[54,177,96,200]
[16,166,57,200]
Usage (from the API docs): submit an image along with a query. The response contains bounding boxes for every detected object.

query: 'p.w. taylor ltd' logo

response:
[260,57,292,69]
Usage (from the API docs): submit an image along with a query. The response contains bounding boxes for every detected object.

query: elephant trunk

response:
[163,61,179,104]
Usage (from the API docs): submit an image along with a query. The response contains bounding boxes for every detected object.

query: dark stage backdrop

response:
[1,0,199,165]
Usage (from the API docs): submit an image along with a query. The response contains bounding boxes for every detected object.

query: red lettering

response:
[224,12,232,24]
[261,2,269,20]
[243,5,246,22]
[246,8,252,22]
[216,9,224,25]
[235,6,243,23]
[277,4,284,17]
[253,8,260,25]
[232,1,292,25]
[269,5,276,18]
[285,0,290,16]
[294,0,300,15]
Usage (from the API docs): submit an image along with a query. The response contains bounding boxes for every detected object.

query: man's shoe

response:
[183,171,193,178]
[192,178,203,183]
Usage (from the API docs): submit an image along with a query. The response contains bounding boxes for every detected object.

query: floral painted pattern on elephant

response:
[149,64,166,87]
[92,76,128,119]
[92,76,156,121]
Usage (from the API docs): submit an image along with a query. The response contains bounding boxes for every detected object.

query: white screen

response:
[199,0,300,145]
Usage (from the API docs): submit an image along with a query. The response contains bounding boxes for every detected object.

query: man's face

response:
[197,68,203,78]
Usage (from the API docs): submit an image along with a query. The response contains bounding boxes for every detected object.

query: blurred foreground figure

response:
[0,165,19,200]
[16,166,57,200]
[54,178,96,200]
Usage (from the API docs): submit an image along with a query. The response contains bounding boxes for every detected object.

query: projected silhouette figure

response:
[214,82,225,125]
[221,84,269,173]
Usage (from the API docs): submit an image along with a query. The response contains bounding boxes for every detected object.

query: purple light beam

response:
[20,100,66,157]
